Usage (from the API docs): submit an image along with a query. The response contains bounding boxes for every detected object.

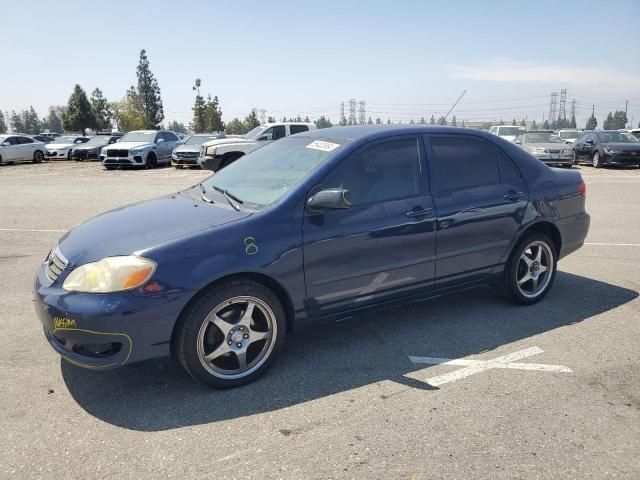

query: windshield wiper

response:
[211,185,242,211]
[199,183,214,204]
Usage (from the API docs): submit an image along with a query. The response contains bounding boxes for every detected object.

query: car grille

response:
[176,151,198,159]
[46,247,68,283]
[545,149,561,154]
[107,149,129,158]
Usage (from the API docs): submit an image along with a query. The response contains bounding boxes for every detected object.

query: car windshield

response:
[0,135,7,143]
[119,131,156,143]
[523,133,562,144]
[597,132,639,143]
[52,136,79,144]
[243,126,265,140]
[185,135,219,145]
[498,127,523,136]
[631,131,640,139]
[201,137,346,207]
[559,131,580,139]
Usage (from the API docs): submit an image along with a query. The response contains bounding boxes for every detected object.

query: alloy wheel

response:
[516,241,554,299]
[593,152,600,168]
[197,296,277,380]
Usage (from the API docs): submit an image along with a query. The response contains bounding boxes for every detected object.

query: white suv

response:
[198,122,316,171]
[101,130,180,169]
[489,125,526,142]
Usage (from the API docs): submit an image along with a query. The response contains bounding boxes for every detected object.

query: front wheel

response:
[33,151,44,163]
[592,151,602,168]
[572,151,579,165]
[174,280,286,388]
[500,233,557,305]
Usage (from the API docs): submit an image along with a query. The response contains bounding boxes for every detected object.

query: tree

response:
[90,88,111,131]
[419,116,426,124]
[603,112,615,130]
[191,79,206,133]
[585,113,597,130]
[62,85,96,134]
[543,120,550,130]
[429,115,436,125]
[110,91,146,132]
[10,111,25,133]
[531,120,538,130]
[22,106,41,134]
[226,118,246,135]
[612,110,628,129]
[267,116,276,123]
[243,109,260,131]
[167,120,187,134]
[512,118,517,126]
[375,117,382,125]
[314,116,333,129]
[520,119,526,127]
[409,119,415,124]
[135,49,164,128]
[0,110,6,133]
[367,116,373,125]
[450,115,457,127]
[499,118,505,126]
[44,106,64,133]
[339,116,348,126]
[387,119,391,124]
[437,116,447,126]
[569,114,577,129]
[204,95,224,132]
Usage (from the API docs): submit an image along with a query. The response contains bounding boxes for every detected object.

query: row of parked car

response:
[490,126,640,168]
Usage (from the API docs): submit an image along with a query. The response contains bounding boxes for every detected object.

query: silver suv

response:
[101,130,180,169]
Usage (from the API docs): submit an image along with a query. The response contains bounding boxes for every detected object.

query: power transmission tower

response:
[348,99,357,125]
[570,99,576,119]
[259,109,266,124]
[340,102,346,124]
[358,101,366,125]
[548,92,558,125]
[558,89,567,124]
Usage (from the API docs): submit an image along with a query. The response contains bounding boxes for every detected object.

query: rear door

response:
[302,136,437,317]
[18,136,36,161]
[425,134,528,287]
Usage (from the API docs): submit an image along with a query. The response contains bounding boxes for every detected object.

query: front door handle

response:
[406,207,434,218]
[504,191,525,202]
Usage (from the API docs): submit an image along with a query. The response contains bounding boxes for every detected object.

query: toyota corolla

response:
[34,125,589,388]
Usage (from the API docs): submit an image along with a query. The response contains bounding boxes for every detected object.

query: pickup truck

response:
[198,122,316,171]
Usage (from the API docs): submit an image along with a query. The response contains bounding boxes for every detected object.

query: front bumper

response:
[602,152,640,166]
[71,150,99,160]
[102,154,145,167]
[46,150,69,159]
[197,155,223,171]
[34,262,194,369]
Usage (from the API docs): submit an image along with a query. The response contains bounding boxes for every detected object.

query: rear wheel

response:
[33,151,44,163]
[218,153,244,171]
[500,233,557,305]
[174,280,286,389]
[146,153,157,169]
[592,151,602,168]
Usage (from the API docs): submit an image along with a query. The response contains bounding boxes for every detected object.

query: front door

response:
[425,134,528,286]
[303,136,437,317]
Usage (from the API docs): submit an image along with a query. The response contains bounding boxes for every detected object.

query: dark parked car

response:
[572,130,640,168]
[34,126,589,388]
[71,133,123,160]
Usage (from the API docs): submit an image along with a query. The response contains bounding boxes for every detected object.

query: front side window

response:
[4,137,19,145]
[19,136,34,144]
[322,138,421,206]
[259,126,286,141]
[429,136,500,191]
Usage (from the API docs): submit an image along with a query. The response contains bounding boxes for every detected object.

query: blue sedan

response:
[34,125,590,388]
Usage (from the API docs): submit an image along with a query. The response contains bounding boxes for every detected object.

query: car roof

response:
[262,122,315,127]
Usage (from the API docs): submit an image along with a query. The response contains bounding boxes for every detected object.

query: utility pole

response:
[340,102,345,124]
[348,99,357,125]
[358,101,366,125]
[624,100,629,127]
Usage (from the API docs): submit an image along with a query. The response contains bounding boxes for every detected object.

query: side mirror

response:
[176,141,183,146]
[156,138,165,144]
[0,142,9,147]
[308,188,352,212]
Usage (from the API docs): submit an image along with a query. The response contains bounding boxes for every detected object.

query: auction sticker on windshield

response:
[306,140,340,152]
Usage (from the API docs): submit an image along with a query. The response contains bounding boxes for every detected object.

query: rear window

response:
[290,125,309,135]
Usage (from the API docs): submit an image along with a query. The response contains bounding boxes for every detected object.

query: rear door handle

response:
[406,207,434,218]
[504,191,525,201]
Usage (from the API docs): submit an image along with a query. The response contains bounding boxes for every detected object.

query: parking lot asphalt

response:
[1,161,639,479]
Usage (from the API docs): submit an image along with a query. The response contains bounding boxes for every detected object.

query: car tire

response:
[33,151,44,164]
[572,151,579,165]
[174,279,286,389]
[500,232,557,305]
[592,151,602,168]
[146,153,157,169]
[218,153,244,171]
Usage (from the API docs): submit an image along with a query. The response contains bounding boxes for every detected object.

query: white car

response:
[554,129,582,145]
[198,122,316,171]
[489,125,526,142]
[46,135,90,159]
[101,130,180,169]
[0,134,46,164]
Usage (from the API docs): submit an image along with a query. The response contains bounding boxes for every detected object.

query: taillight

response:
[578,180,586,197]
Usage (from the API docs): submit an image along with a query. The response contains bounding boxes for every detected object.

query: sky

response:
[2,0,639,128]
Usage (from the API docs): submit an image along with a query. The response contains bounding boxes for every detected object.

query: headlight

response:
[560,149,568,154]
[604,148,621,154]
[100,147,106,155]
[171,152,178,159]
[206,146,217,156]
[62,256,156,293]
[531,147,545,154]
[131,148,144,155]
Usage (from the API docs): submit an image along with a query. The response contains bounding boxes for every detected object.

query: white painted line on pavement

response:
[0,228,66,233]
[408,346,572,387]
[584,242,640,246]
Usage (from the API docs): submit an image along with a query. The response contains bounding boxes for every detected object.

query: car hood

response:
[602,142,640,151]
[57,192,251,265]
[74,143,107,151]
[499,135,517,142]
[106,141,153,150]
[202,137,255,148]
[47,143,74,149]
[173,144,201,153]
[524,143,570,150]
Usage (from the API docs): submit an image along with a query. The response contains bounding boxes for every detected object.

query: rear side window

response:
[498,151,520,181]
[290,125,309,135]
[19,137,34,144]
[322,138,421,206]
[429,136,500,191]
